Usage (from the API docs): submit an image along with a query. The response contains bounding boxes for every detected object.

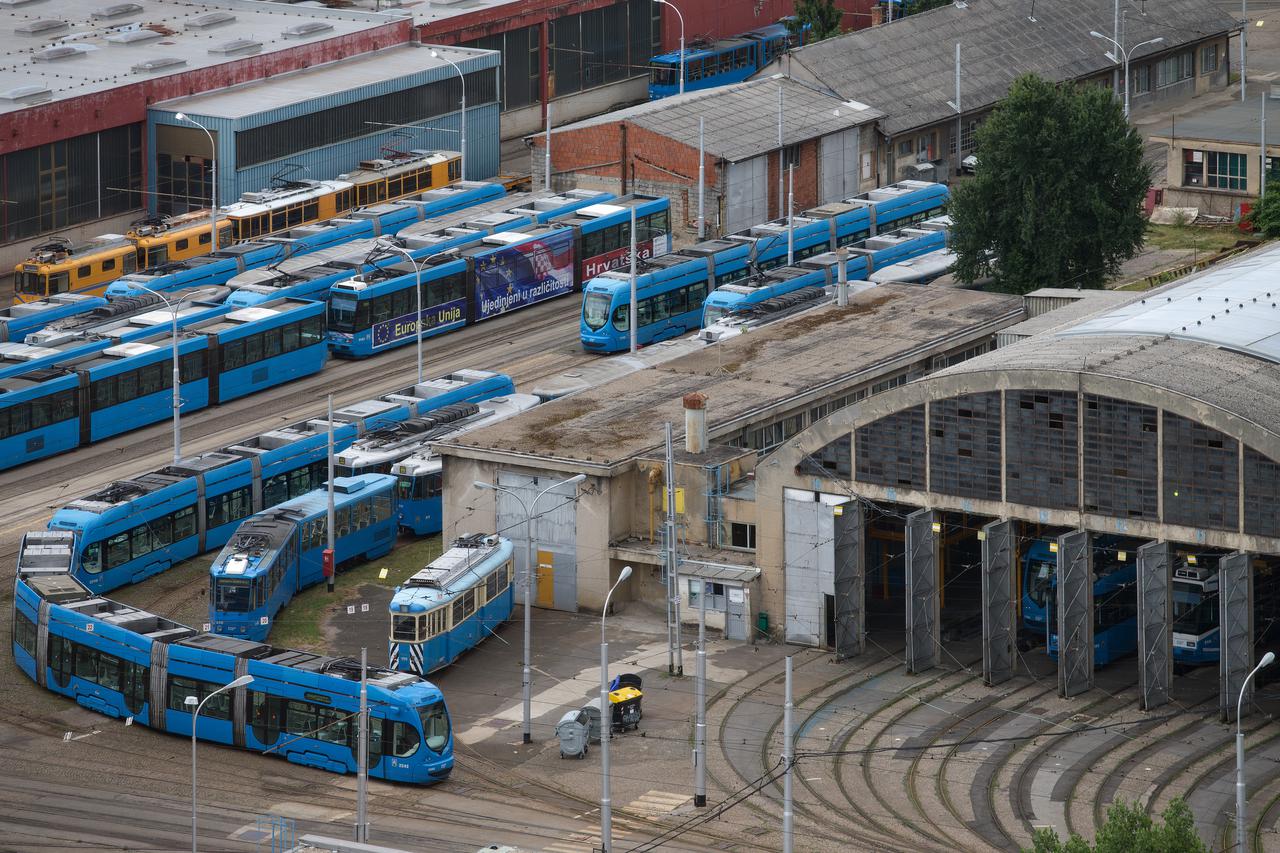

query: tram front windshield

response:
[582,292,612,330]
[1025,559,1054,608]
[1172,581,1218,636]
[702,304,732,328]
[16,271,47,295]
[214,578,253,612]
[418,700,451,752]
[329,295,359,333]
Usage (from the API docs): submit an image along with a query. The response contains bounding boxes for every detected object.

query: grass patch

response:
[1145,223,1246,254]
[268,534,443,651]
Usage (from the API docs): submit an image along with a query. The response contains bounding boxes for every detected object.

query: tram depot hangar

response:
[443,245,1280,719]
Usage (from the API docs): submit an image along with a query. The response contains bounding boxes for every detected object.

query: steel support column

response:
[1220,551,1254,721]
[905,508,940,674]
[981,519,1016,686]
[1137,541,1173,711]
[833,500,865,658]
[1057,530,1094,698]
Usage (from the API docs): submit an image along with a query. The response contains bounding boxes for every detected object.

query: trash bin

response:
[581,699,603,744]
[610,673,643,719]
[556,709,589,759]
[608,686,642,732]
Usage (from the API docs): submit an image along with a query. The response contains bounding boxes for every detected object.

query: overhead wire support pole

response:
[777,86,784,222]
[356,647,369,842]
[1263,92,1269,199]
[697,117,705,240]
[786,166,794,265]
[132,283,182,465]
[175,113,217,251]
[431,49,467,179]
[629,205,638,354]
[326,394,336,594]
[782,656,793,853]
[1243,0,1249,101]
[374,241,425,384]
[544,101,553,191]
[694,558,707,806]
[665,422,682,676]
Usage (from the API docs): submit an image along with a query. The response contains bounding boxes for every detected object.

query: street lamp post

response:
[1088,28,1165,119]
[474,473,587,743]
[655,0,685,96]
[131,282,184,465]
[175,113,218,251]
[187,674,254,852]
[373,239,425,383]
[600,564,633,853]
[1236,650,1276,851]
[430,50,467,180]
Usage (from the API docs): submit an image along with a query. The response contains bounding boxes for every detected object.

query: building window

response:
[1131,64,1152,95]
[1156,52,1194,88]
[235,71,498,169]
[1201,44,1219,74]
[1206,151,1246,190]
[548,0,660,99]
[898,138,914,157]
[462,25,541,110]
[1182,149,1204,186]
[782,144,801,169]
[730,522,756,550]
[1,123,143,242]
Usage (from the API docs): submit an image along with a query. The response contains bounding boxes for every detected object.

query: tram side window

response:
[251,691,284,746]
[207,486,252,530]
[485,568,500,601]
[448,159,462,182]
[168,676,231,719]
[452,589,477,624]
[49,634,73,687]
[0,390,77,439]
[14,611,36,657]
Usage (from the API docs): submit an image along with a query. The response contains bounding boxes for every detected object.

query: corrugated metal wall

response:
[147,50,501,211]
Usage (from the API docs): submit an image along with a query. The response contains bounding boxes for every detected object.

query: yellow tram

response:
[13,150,462,302]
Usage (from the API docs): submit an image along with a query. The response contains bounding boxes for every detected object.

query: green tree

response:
[949,73,1152,294]
[1249,183,1280,237]
[1026,798,1206,853]
[786,0,842,42]
[900,0,952,16]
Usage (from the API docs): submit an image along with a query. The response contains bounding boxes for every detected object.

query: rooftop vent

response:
[185,11,234,29]
[208,38,261,56]
[132,56,185,73]
[281,21,333,38]
[33,44,91,61]
[106,28,161,44]
[15,18,67,35]
[92,2,142,17]
[0,84,52,103]
[0,0,47,7]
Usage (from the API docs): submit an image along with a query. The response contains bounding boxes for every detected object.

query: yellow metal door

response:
[536,549,554,609]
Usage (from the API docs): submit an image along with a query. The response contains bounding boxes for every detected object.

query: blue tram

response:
[579,181,949,352]
[209,474,399,641]
[389,534,515,675]
[0,287,232,382]
[224,189,612,308]
[1047,558,1139,665]
[1172,559,1221,666]
[0,293,109,344]
[0,296,327,471]
[698,223,947,326]
[13,532,453,783]
[648,21,809,100]
[103,181,507,301]
[327,196,671,358]
[47,369,515,595]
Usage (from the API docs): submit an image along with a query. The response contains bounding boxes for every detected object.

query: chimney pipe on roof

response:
[684,392,707,455]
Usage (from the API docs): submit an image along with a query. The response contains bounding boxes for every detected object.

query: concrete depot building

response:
[441,242,1280,718]
[435,281,1023,635]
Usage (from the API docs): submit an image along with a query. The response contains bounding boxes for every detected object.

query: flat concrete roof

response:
[0,0,398,116]
[438,284,1022,469]
[155,43,491,119]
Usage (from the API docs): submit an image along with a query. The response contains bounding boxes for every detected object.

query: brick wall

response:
[532,118,831,244]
